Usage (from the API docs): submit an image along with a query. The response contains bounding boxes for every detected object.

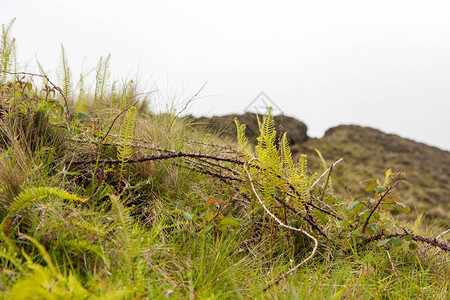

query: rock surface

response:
[189,112,308,145]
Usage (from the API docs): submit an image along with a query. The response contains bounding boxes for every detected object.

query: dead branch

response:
[70,151,244,166]
[368,232,450,252]
[311,158,343,188]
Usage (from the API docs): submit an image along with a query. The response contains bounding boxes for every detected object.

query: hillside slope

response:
[294,125,450,225]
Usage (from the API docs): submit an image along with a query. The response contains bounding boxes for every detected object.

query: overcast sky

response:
[2,0,450,151]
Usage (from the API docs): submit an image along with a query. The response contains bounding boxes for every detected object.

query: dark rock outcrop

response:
[188,112,308,145]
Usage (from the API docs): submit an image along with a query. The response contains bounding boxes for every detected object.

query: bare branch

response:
[70,151,244,166]
[166,81,208,133]
[311,158,343,188]
[368,232,450,252]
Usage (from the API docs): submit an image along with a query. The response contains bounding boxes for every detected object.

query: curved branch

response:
[243,162,318,291]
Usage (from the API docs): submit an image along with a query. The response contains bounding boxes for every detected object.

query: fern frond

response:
[20,234,57,275]
[256,107,278,171]
[299,154,308,177]
[36,60,49,86]
[75,73,88,113]
[117,107,136,163]
[8,238,91,299]
[0,18,16,84]
[234,118,254,160]
[313,149,332,188]
[62,239,110,268]
[94,54,111,102]
[296,175,308,208]
[314,149,327,173]
[255,108,280,206]
[11,38,17,74]
[111,80,118,106]
[58,44,72,101]
[280,133,294,172]
[68,217,106,235]
[109,194,139,283]
[7,187,86,216]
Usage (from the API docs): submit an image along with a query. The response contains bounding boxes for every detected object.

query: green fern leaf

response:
[109,194,140,283]
[281,133,294,172]
[62,239,110,268]
[94,54,111,102]
[58,44,71,101]
[68,217,106,235]
[7,187,86,216]
[117,107,136,163]
[0,18,16,84]
[314,149,328,173]
[234,118,254,160]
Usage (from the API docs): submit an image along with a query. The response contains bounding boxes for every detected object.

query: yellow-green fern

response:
[0,18,16,84]
[6,187,86,216]
[235,108,311,214]
[234,118,254,160]
[109,194,143,287]
[117,106,136,192]
[58,44,71,101]
[94,54,111,102]
[117,106,136,163]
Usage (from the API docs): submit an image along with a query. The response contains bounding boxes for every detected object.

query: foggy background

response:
[2,0,449,151]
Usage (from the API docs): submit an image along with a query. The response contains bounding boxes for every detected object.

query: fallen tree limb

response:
[70,151,245,166]
[368,232,450,252]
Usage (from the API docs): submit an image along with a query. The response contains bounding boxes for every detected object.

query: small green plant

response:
[203,197,240,232]
[345,169,410,236]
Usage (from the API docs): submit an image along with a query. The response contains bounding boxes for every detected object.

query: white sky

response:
[2,0,450,151]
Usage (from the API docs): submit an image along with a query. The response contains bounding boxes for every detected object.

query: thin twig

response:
[99,101,139,145]
[386,250,399,277]
[306,199,342,220]
[186,157,241,176]
[422,228,450,254]
[311,158,343,188]
[319,162,334,202]
[243,162,318,291]
[309,195,340,218]
[435,228,450,240]
[176,162,242,183]
[166,81,208,133]
[184,139,240,154]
